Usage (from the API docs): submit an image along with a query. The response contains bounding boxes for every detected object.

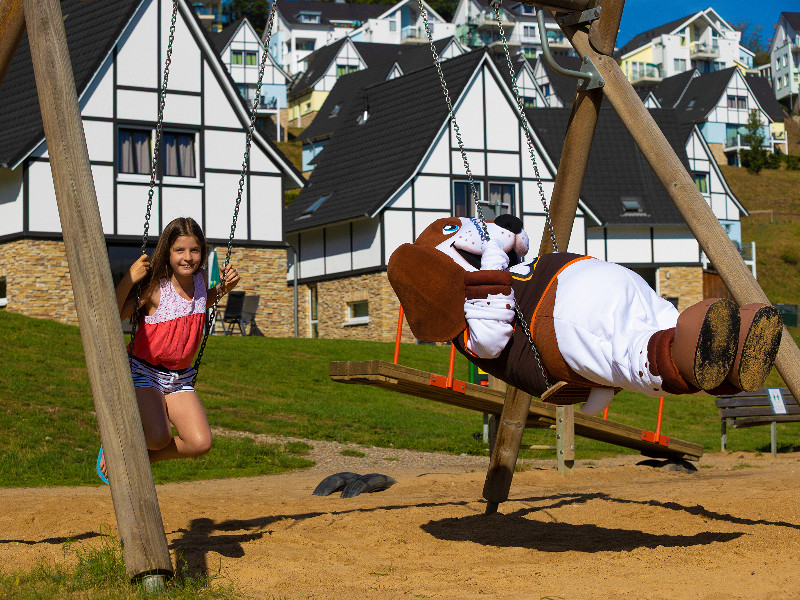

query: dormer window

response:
[297,11,321,24]
[621,196,646,216]
[300,195,330,218]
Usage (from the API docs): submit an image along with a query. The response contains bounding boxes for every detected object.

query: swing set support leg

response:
[563,22,800,405]
[537,0,623,256]
[23,0,172,583]
[482,386,532,513]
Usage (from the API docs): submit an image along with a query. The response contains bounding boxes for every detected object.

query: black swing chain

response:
[128,0,179,358]
[419,0,552,388]
[191,0,280,383]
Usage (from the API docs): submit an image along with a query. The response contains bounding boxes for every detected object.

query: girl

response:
[97,217,240,483]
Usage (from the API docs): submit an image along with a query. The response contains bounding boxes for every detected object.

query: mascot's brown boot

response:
[725,304,783,392]
[670,298,740,391]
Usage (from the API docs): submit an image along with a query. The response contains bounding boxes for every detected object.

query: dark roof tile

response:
[0,0,142,166]
[527,107,694,226]
[286,50,486,232]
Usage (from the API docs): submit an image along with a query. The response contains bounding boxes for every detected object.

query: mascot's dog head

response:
[388,215,529,342]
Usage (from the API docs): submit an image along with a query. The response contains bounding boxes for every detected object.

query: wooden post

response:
[0,0,24,87]
[23,0,173,583]
[538,1,624,255]
[482,386,532,514]
[538,88,603,255]
[564,25,800,405]
[556,405,575,475]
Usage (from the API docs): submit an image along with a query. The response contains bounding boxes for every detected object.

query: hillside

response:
[720,165,800,307]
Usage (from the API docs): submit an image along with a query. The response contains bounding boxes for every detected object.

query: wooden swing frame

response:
[1,0,172,587]
[335,0,800,515]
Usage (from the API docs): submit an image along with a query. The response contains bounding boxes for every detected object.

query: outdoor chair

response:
[241,293,263,336]
[217,290,246,335]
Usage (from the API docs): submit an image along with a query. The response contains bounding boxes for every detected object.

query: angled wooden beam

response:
[565,25,800,405]
[0,0,24,87]
[23,0,172,585]
[538,1,623,255]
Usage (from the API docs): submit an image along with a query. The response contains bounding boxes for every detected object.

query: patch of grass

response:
[284,441,313,455]
[0,533,238,599]
[6,309,800,488]
[340,449,366,458]
[382,456,399,462]
[731,463,758,470]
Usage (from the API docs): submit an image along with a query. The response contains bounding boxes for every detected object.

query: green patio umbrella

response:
[208,247,220,288]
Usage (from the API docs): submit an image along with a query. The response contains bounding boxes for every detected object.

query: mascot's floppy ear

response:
[387,244,467,342]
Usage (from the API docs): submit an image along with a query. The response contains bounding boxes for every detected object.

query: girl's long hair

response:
[132,217,207,310]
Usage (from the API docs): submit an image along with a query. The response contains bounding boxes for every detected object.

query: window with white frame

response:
[162,131,196,178]
[693,172,708,194]
[118,128,152,175]
[453,181,480,218]
[345,300,369,325]
[674,58,687,71]
[727,95,747,110]
[118,127,197,178]
[485,182,515,220]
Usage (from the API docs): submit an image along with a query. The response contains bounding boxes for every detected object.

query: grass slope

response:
[4,307,800,489]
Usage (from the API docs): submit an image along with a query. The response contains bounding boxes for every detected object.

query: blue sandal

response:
[96,446,109,485]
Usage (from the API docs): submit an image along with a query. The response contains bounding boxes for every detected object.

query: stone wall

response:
[0,239,77,324]
[0,239,295,336]
[219,246,296,337]
[658,266,704,311]
[312,271,415,343]
[707,142,728,166]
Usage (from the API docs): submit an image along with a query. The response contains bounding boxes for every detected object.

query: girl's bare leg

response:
[148,390,212,464]
[98,386,172,477]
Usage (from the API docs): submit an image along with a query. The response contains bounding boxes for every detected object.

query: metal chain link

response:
[128,0,179,355]
[491,0,558,254]
[419,0,553,389]
[419,0,489,241]
[192,0,280,381]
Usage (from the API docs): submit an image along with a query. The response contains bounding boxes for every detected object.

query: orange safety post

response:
[446,342,456,388]
[642,396,669,446]
[602,405,609,420]
[393,307,404,364]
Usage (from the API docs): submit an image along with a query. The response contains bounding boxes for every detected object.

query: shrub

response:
[786,155,800,171]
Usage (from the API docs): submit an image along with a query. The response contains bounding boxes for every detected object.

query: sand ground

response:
[2,446,800,599]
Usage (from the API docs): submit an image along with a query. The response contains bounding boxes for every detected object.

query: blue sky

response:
[616,1,787,48]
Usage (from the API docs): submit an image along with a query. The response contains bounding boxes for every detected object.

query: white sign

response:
[768,388,787,415]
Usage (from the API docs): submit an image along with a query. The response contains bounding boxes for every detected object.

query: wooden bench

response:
[715,388,800,456]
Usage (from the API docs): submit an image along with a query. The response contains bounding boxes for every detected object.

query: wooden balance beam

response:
[329,360,703,463]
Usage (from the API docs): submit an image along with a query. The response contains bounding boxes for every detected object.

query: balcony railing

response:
[690,41,719,59]
[629,63,660,82]
[472,10,515,30]
[401,25,421,42]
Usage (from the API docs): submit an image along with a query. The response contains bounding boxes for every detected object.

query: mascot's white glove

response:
[464,238,515,359]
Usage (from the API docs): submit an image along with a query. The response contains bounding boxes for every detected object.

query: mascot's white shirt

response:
[465,244,681,413]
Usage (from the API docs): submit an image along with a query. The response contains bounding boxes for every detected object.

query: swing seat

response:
[540,381,593,405]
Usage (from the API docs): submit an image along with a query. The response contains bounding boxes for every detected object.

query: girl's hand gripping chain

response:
[216,265,241,301]
[464,238,516,358]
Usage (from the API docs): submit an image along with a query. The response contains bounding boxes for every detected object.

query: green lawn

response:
[4,309,800,489]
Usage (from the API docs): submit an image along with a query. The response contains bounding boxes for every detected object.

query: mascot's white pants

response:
[553,258,680,398]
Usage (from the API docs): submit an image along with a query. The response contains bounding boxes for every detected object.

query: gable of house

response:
[0,0,304,244]
[285,49,584,285]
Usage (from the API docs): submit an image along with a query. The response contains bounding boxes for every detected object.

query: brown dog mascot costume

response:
[387,215,783,416]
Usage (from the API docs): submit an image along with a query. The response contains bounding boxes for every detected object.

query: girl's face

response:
[169,235,202,278]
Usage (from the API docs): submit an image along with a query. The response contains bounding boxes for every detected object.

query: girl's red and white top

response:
[130,272,207,370]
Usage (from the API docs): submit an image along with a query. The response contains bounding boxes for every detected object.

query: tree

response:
[224,0,272,37]
[732,19,771,66]
[739,109,767,174]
